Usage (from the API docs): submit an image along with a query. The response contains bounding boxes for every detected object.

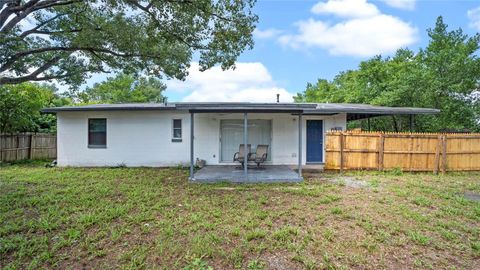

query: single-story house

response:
[43,102,439,182]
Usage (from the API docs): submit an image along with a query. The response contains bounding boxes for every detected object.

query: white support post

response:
[298,113,302,177]
[244,112,248,180]
[190,112,194,179]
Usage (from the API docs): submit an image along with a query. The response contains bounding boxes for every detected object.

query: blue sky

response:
[87,0,480,103]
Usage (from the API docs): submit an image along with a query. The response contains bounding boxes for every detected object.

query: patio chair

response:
[248,145,269,167]
[233,144,251,167]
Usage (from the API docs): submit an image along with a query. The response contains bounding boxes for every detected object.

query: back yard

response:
[0,163,479,269]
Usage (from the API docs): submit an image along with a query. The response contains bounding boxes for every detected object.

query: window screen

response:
[88,119,106,148]
[172,119,182,142]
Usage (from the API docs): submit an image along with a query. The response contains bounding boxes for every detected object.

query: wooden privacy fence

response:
[325,131,480,173]
[0,133,56,162]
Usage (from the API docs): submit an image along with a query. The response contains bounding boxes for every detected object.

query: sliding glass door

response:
[220,120,271,162]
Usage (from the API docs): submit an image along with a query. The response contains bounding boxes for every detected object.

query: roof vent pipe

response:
[276,93,280,103]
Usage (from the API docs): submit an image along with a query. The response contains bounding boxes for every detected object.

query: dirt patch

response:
[463,191,480,202]
[214,187,239,191]
[261,252,303,270]
[328,176,370,188]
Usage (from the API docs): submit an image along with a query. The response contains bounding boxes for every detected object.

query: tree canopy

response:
[0,0,257,86]
[0,83,70,133]
[0,73,165,133]
[295,17,480,132]
[76,73,166,104]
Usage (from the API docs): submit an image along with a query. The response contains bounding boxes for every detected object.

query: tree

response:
[416,17,480,131]
[295,17,480,132]
[0,0,257,86]
[78,73,166,103]
[0,83,69,133]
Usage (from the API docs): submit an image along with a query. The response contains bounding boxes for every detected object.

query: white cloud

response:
[381,0,416,10]
[468,6,480,31]
[279,0,417,57]
[166,62,294,102]
[311,0,379,18]
[253,28,283,39]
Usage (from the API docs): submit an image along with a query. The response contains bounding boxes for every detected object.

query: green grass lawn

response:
[1,163,479,269]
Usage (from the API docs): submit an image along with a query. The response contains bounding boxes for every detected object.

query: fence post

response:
[434,135,441,174]
[339,132,344,173]
[441,135,447,173]
[378,133,384,171]
[29,134,34,159]
[16,135,20,160]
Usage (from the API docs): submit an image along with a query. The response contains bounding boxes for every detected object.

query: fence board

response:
[325,131,480,172]
[0,133,56,162]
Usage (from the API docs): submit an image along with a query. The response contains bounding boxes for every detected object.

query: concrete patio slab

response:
[191,165,302,183]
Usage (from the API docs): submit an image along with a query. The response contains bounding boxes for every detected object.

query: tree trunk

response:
[391,115,399,132]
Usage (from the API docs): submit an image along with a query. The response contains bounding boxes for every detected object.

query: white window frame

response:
[172,119,182,142]
[88,118,107,148]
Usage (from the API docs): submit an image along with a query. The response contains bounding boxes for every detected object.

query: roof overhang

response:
[301,103,440,121]
[303,104,440,115]
[42,102,440,117]
[41,103,176,113]
[176,103,316,113]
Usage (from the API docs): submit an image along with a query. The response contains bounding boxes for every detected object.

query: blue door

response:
[307,120,323,163]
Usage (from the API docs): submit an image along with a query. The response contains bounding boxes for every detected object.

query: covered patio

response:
[179,103,316,183]
[193,165,302,183]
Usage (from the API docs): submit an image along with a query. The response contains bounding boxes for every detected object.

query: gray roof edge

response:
[304,108,440,115]
[41,103,177,113]
[312,103,440,114]
[41,102,440,114]
[42,102,317,113]
[175,103,317,110]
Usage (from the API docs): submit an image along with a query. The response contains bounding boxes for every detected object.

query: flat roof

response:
[42,102,440,115]
[307,103,439,115]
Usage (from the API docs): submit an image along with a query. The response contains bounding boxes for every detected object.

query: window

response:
[172,119,182,142]
[88,119,106,148]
